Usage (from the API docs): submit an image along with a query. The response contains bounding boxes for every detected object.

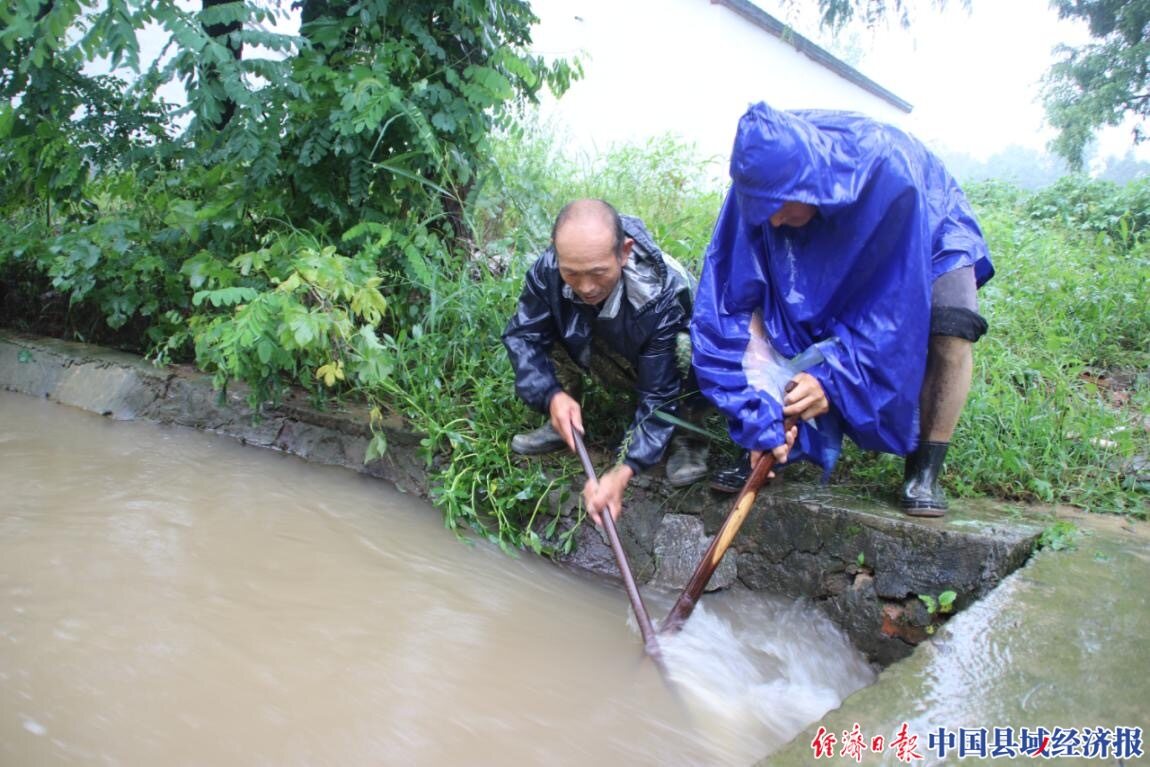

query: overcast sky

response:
[764,0,1146,165]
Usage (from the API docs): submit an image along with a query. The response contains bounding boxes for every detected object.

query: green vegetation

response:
[918,589,958,635]
[1037,520,1081,552]
[918,590,957,616]
[0,3,1146,551]
[1042,0,1150,171]
[0,0,574,355]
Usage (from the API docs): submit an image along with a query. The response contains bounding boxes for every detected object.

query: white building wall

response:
[529,0,910,174]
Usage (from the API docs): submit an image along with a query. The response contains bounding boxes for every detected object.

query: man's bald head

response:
[551,199,626,257]
[550,199,632,306]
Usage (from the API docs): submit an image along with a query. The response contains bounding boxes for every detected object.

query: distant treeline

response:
[939,145,1150,189]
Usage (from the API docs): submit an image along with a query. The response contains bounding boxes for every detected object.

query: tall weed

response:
[474,119,725,273]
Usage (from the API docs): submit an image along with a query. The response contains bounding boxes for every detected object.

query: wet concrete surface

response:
[761,507,1150,765]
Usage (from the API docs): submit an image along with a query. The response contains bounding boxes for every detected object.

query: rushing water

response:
[0,391,874,766]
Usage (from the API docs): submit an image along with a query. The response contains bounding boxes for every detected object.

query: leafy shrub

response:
[188,230,390,408]
[1023,175,1150,250]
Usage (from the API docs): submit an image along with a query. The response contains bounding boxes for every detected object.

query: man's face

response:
[554,221,631,306]
[769,201,818,229]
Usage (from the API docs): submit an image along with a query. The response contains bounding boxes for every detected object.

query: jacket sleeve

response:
[501,256,564,413]
[621,294,685,474]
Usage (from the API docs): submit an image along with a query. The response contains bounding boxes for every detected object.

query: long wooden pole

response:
[571,428,663,664]
[660,417,799,635]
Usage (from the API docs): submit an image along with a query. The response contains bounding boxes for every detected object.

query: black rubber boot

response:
[510,422,566,456]
[666,435,710,488]
[710,451,750,494]
[901,441,949,517]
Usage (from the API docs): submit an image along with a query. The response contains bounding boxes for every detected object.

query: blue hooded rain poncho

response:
[693,102,994,471]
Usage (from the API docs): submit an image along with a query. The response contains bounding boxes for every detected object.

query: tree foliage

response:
[795,0,963,31]
[0,0,574,226]
[1042,0,1150,170]
[791,0,1148,171]
[0,0,574,342]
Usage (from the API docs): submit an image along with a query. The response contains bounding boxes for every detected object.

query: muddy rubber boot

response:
[665,435,709,488]
[511,422,567,456]
[709,451,751,494]
[901,441,949,517]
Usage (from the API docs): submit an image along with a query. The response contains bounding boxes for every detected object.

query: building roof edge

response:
[712,0,914,113]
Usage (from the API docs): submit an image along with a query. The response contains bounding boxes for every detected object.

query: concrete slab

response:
[760,507,1150,765]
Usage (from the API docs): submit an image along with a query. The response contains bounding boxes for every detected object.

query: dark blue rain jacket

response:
[503,216,694,474]
[693,102,994,470]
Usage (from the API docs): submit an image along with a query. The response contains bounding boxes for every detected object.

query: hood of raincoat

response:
[692,102,994,469]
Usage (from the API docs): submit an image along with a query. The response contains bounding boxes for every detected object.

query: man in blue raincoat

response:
[693,102,993,516]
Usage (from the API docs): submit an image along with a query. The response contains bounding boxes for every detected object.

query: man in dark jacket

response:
[502,199,707,524]
[694,103,993,516]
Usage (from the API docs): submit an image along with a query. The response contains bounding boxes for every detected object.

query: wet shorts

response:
[930,266,988,342]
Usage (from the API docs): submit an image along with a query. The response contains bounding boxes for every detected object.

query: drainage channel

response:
[2,332,1077,765]
[1,389,872,765]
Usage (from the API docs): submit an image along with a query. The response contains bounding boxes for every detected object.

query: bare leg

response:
[903,336,974,514]
[918,335,973,442]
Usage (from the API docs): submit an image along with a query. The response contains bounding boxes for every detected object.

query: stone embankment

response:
[0,331,1045,666]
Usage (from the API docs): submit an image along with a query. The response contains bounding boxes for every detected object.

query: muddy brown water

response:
[0,391,874,766]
